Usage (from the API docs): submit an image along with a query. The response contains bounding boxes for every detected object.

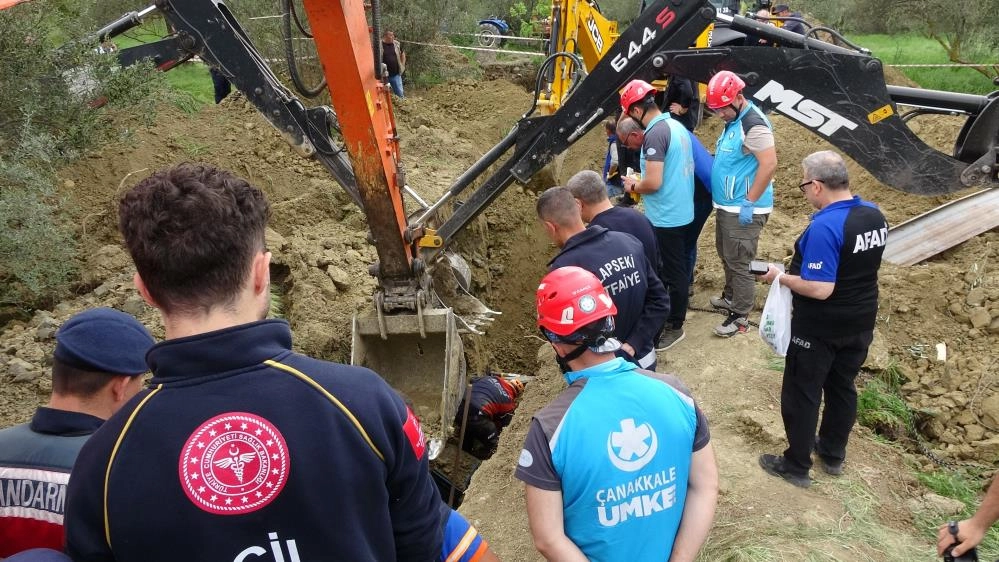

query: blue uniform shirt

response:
[789,196,888,338]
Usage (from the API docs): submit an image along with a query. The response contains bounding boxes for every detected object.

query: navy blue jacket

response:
[549,226,669,368]
[65,320,448,562]
[590,206,662,275]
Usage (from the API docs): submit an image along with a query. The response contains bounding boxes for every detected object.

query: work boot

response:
[814,437,844,476]
[714,312,749,337]
[656,327,685,351]
[758,454,811,488]
[709,295,733,311]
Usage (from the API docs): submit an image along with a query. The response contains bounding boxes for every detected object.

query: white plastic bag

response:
[759,273,792,356]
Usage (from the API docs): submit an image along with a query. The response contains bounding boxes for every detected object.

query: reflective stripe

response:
[637,349,656,368]
[104,385,162,548]
[444,526,478,562]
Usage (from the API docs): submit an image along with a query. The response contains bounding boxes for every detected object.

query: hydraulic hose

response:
[281,0,326,97]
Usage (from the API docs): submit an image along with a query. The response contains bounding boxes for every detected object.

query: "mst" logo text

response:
[752,80,859,137]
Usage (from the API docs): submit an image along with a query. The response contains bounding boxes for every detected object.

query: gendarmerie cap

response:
[53,308,154,375]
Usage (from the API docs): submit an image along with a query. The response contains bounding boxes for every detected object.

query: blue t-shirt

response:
[789,196,888,337]
[515,358,710,561]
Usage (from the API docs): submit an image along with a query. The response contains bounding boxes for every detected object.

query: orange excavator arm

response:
[301,0,423,312]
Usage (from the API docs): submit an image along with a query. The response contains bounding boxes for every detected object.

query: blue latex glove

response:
[739,199,754,225]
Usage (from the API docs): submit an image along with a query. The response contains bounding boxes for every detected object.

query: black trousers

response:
[457,411,500,460]
[780,329,874,475]
[654,225,690,329]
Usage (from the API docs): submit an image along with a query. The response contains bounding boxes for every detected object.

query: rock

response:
[908,269,934,283]
[63,179,76,189]
[121,295,147,317]
[965,424,986,441]
[972,436,999,461]
[943,391,968,408]
[863,329,892,372]
[967,287,986,306]
[969,307,991,328]
[981,393,999,428]
[35,316,59,341]
[921,493,967,515]
[989,316,999,334]
[327,266,352,292]
[93,282,112,297]
[8,357,39,382]
[265,228,287,252]
[926,385,947,397]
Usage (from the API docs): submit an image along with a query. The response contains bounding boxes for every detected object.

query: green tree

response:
[0,0,160,316]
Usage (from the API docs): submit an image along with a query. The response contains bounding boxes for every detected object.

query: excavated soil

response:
[1,71,996,560]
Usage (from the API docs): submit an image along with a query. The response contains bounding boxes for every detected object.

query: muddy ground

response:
[0,67,996,560]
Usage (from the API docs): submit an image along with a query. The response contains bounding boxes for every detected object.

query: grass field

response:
[849,33,996,94]
[111,24,216,106]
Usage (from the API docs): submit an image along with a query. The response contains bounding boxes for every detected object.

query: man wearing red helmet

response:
[619,79,696,351]
[537,186,668,371]
[704,70,778,337]
[453,374,525,460]
[516,266,718,561]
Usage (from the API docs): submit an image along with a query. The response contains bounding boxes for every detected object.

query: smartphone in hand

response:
[749,260,770,275]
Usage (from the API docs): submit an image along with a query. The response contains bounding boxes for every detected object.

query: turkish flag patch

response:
[402,406,427,459]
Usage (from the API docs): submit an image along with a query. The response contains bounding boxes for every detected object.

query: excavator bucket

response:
[351,308,465,455]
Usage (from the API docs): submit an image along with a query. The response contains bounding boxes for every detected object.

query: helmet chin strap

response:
[629,105,650,128]
[552,342,588,374]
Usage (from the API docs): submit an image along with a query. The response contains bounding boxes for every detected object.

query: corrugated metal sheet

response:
[883,189,999,266]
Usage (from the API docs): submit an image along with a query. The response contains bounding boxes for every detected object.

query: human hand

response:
[620,342,635,357]
[937,519,985,557]
[739,199,754,225]
[760,264,781,284]
[669,102,685,115]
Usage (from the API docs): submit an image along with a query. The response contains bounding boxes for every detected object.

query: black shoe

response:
[758,454,811,488]
[813,437,843,475]
[656,327,685,351]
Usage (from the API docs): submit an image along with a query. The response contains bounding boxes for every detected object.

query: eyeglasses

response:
[798,179,821,192]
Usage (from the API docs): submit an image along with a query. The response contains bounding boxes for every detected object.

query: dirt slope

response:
[0,73,996,560]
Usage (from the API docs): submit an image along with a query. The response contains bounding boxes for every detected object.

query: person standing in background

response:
[382,30,406,98]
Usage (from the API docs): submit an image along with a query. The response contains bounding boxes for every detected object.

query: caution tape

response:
[401,39,544,58]
[887,63,998,68]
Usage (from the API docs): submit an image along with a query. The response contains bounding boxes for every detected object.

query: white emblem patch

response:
[578,295,596,313]
[606,418,658,472]
[518,449,534,467]
[179,412,290,515]
[645,147,657,156]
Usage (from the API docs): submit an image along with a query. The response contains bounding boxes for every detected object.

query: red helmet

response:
[500,378,525,397]
[706,70,746,109]
[537,266,617,337]
[619,79,656,113]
